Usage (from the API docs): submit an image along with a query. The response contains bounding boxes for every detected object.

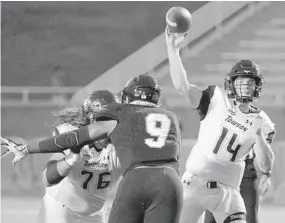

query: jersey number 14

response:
[213,127,241,162]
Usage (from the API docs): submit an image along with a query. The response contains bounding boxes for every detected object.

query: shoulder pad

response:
[259,110,276,142]
[259,110,275,130]
[95,103,123,121]
[205,85,218,93]
[196,85,217,120]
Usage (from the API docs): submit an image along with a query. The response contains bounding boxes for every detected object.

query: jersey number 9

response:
[145,113,171,148]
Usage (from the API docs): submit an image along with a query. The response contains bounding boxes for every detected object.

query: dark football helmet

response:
[121,74,161,105]
[224,60,264,103]
[82,90,117,151]
[82,90,118,124]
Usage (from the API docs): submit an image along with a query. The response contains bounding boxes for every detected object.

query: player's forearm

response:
[167,48,190,94]
[27,122,115,154]
[255,137,275,173]
[27,126,93,154]
[43,159,73,186]
[167,48,203,109]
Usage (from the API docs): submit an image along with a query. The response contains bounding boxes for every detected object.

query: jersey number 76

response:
[81,171,111,190]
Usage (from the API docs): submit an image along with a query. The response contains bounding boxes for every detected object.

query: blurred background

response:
[1,1,285,222]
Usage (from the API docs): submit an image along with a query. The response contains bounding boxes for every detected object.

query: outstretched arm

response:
[30,120,117,154]
[1,120,117,165]
[165,28,203,109]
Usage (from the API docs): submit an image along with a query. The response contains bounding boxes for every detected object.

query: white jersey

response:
[45,123,120,216]
[186,85,275,188]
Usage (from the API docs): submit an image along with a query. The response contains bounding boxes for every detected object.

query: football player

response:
[1,74,183,223]
[204,150,273,223]
[165,28,275,223]
[1,90,121,223]
[38,90,121,223]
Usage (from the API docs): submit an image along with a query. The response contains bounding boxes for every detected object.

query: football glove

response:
[64,150,82,166]
[1,136,29,166]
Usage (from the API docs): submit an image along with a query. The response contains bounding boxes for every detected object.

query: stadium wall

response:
[71,1,256,104]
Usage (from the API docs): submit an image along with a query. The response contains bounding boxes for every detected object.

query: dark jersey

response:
[95,103,181,175]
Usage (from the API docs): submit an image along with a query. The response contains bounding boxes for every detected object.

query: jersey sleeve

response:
[95,103,123,122]
[259,111,276,144]
[106,144,120,171]
[195,85,217,121]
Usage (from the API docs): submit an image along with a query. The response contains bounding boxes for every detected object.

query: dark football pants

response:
[108,166,183,223]
[204,178,259,223]
[240,177,259,223]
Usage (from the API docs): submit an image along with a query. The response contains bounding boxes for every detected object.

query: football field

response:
[1,197,285,223]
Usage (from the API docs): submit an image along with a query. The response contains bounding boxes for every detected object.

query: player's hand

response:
[1,136,29,166]
[252,115,264,136]
[64,150,82,166]
[259,174,272,196]
[165,27,188,51]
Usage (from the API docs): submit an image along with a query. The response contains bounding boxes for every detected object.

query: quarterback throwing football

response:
[165,29,275,223]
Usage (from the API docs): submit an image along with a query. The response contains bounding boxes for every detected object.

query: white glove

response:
[1,136,29,166]
[165,27,188,51]
[259,174,272,196]
[64,151,82,166]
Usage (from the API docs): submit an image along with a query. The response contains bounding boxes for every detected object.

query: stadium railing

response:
[1,86,81,107]
[2,81,284,107]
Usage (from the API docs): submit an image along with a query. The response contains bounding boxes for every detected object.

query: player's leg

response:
[204,210,216,223]
[179,172,206,223]
[213,188,246,223]
[107,169,146,223]
[144,167,183,223]
[37,195,78,223]
[240,177,259,223]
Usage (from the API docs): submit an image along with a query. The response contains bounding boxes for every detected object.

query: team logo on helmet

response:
[82,90,117,124]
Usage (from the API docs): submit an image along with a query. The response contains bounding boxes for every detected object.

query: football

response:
[166,6,192,34]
